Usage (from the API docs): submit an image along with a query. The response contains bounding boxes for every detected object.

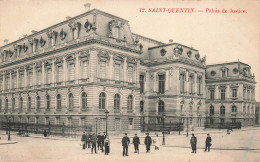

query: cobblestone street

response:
[0,128,259,162]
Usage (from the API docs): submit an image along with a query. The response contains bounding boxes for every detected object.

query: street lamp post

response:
[162,114,166,145]
[95,117,98,135]
[8,117,11,141]
[186,117,189,137]
[105,109,109,136]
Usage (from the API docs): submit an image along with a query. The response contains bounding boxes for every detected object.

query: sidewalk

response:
[0,140,18,145]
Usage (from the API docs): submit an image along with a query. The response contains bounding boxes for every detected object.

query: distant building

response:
[0,8,256,133]
[256,102,260,125]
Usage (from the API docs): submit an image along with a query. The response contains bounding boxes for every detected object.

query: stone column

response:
[52,59,55,84]
[165,70,169,91]
[24,68,27,87]
[226,85,230,99]
[136,60,140,85]
[63,57,67,83]
[9,71,12,89]
[153,72,157,91]
[123,57,127,82]
[16,70,19,88]
[32,64,36,86]
[215,86,219,100]
[75,53,79,82]
[42,62,45,85]
[185,70,189,93]
[109,54,114,80]
[194,73,198,94]
[2,72,5,90]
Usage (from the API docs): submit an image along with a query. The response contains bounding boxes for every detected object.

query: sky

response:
[0,0,259,101]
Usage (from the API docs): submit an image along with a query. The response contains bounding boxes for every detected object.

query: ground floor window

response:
[128,118,133,129]
[210,119,214,125]
[220,119,224,124]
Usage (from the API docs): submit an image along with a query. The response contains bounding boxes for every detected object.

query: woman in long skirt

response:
[104,135,110,155]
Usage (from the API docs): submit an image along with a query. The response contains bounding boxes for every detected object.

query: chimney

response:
[84,3,91,11]
[66,16,72,20]
[31,30,37,34]
[169,39,173,43]
[4,39,8,45]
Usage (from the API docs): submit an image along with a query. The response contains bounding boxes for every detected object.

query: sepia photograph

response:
[0,0,259,161]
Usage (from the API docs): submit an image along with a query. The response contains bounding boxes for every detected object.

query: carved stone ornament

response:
[195,53,200,60]
[210,71,216,76]
[84,19,93,32]
[60,28,67,40]
[23,43,28,52]
[134,36,139,45]
[160,49,167,56]
[233,68,238,74]
[187,50,192,58]
[40,37,46,47]
[201,56,206,63]
[8,49,13,58]
[173,45,183,56]
[139,43,143,51]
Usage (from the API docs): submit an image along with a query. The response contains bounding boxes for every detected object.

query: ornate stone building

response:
[0,9,256,133]
[205,62,256,126]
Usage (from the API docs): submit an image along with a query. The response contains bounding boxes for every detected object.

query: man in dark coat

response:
[91,133,97,154]
[101,132,106,152]
[133,133,140,153]
[190,133,197,153]
[81,132,87,149]
[122,133,130,156]
[204,133,212,152]
[86,133,91,148]
[144,133,152,153]
[97,133,102,151]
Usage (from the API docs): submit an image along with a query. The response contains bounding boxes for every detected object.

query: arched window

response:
[127,95,133,110]
[0,99,2,111]
[5,99,8,111]
[231,105,237,113]
[36,96,40,109]
[99,92,106,110]
[46,95,50,109]
[220,106,225,115]
[140,101,144,113]
[114,94,120,109]
[158,100,164,113]
[210,105,214,115]
[68,93,74,109]
[20,98,23,110]
[81,92,87,109]
[12,98,15,111]
[57,94,61,109]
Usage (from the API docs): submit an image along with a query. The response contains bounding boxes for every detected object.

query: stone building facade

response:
[0,9,256,133]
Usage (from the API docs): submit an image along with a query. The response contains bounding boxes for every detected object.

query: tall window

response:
[220,106,225,115]
[139,75,144,93]
[47,68,52,84]
[128,66,133,82]
[221,89,226,100]
[36,96,40,109]
[210,90,215,100]
[197,77,202,95]
[20,98,23,110]
[243,88,246,99]
[222,70,226,78]
[28,97,31,110]
[99,92,106,109]
[12,75,17,89]
[114,94,120,109]
[231,105,237,113]
[247,106,250,114]
[12,98,15,111]
[28,71,33,86]
[57,66,63,82]
[56,94,61,109]
[180,74,185,93]
[189,75,194,94]
[0,99,2,111]
[68,64,75,80]
[140,101,144,113]
[114,63,121,81]
[127,95,133,110]
[36,70,42,85]
[5,99,8,111]
[251,107,254,114]
[20,73,24,87]
[6,76,10,89]
[158,100,164,113]
[46,95,50,109]
[210,105,214,115]
[81,92,87,109]
[99,61,106,78]
[82,61,88,78]
[158,74,165,94]
[68,93,74,109]
[243,106,246,113]
[232,89,237,98]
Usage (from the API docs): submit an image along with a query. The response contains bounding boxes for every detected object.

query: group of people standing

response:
[81,132,110,155]
[190,133,212,153]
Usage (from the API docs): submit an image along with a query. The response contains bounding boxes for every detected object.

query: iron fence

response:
[204,122,241,129]
[142,122,184,133]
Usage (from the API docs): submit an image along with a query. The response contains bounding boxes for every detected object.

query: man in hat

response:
[190,133,197,153]
[144,132,152,153]
[97,132,102,151]
[122,133,130,156]
[204,133,212,152]
[133,133,140,153]
[91,133,97,154]
[81,131,87,150]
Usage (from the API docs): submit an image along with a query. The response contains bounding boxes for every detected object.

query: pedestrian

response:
[144,132,152,153]
[190,133,197,153]
[226,129,231,135]
[43,130,47,137]
[154,134,161,150]
[204,133,212,152]
[101,132,106,152]
[104,135,110,155]
[133,133,140,153]
[97,132,102,151]
[81,131,87,150]
[86,133,91,148]
[91,133,97,154]
[122,133,130,156]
